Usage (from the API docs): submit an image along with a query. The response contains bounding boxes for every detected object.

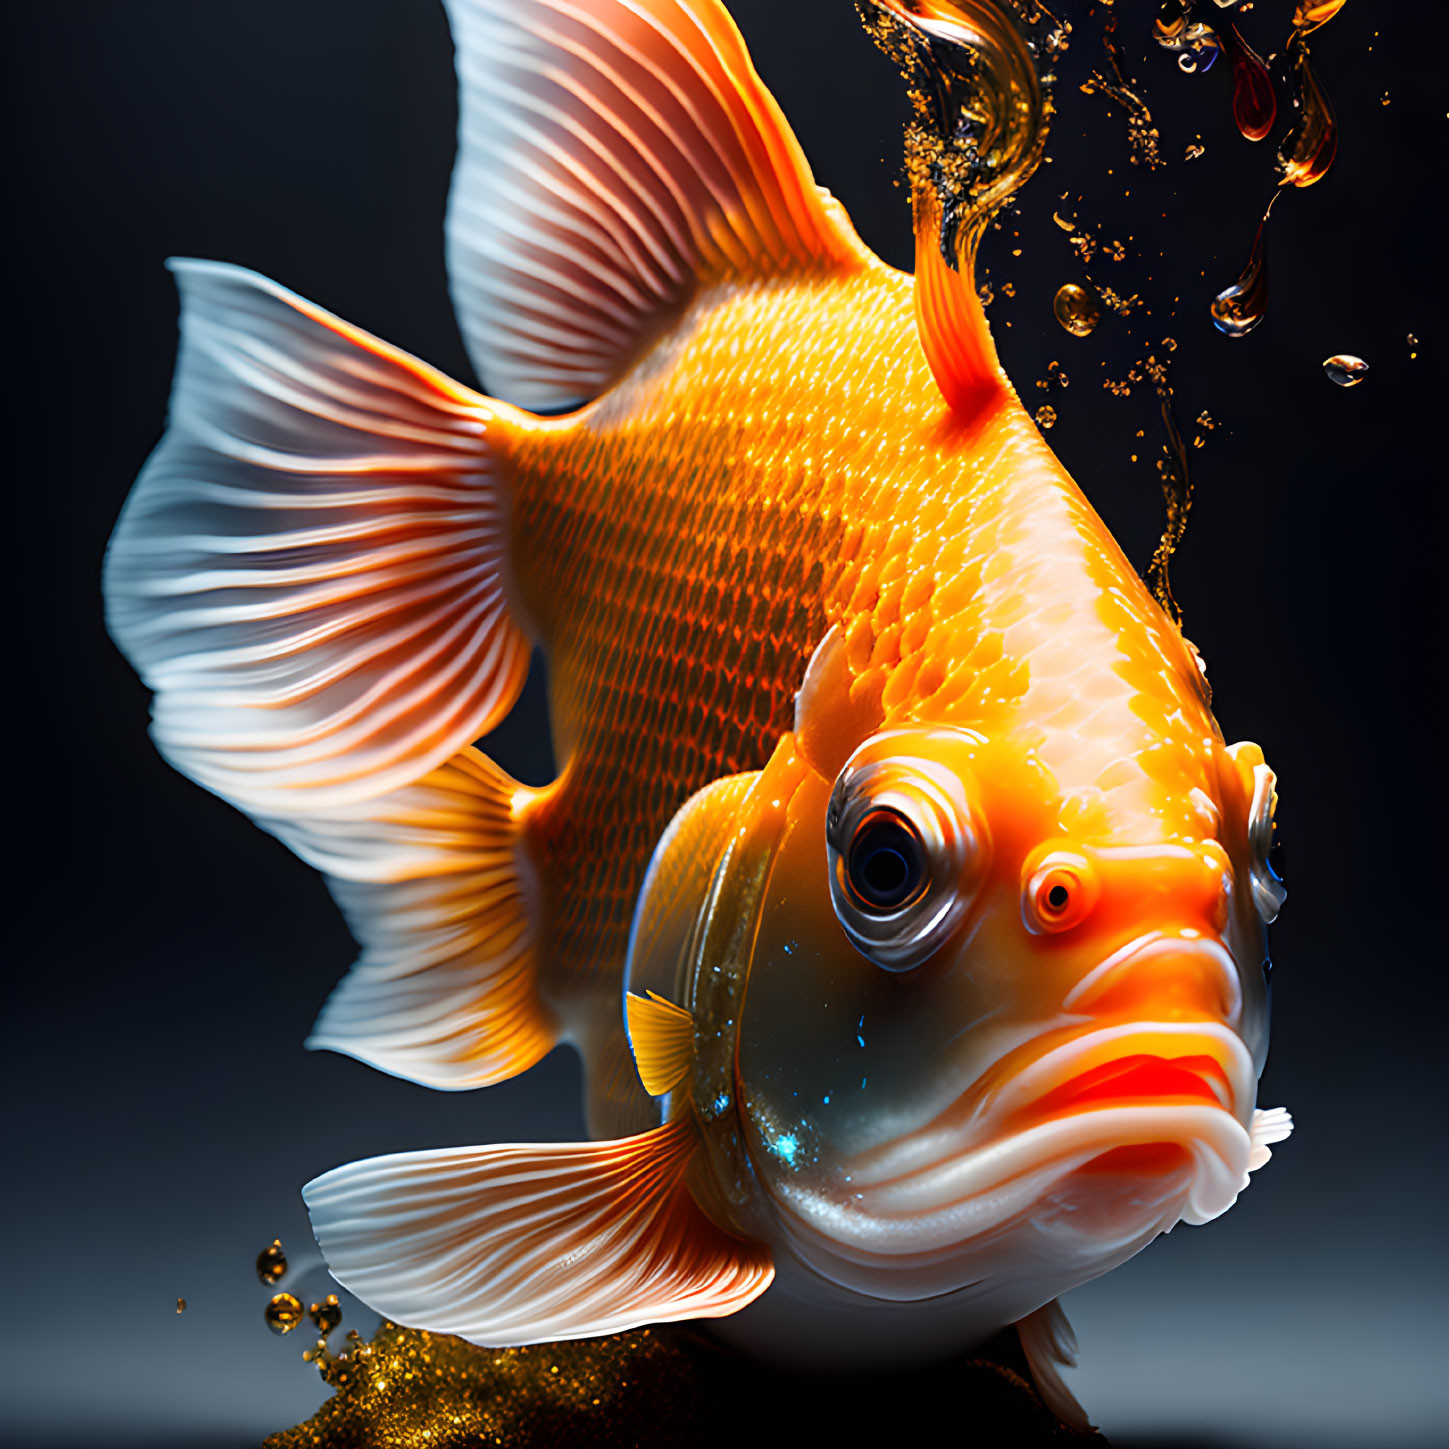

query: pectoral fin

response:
[625,991,695,1098]
[303,1117,773,1344]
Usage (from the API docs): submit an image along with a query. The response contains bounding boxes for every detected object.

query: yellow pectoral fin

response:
[625,991,696,1098]
[303,1118,773,1345]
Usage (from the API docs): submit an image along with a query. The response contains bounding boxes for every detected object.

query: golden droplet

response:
[266,1293,305,1335]
[1196,410,1216,429]
[309,1294,343,1337]
[1322,354,1368,387]
[1185,141,1205,160]
[1053,283,1102,338]
[1212,195,1276,337]
[176,1297,187,1314]
[1034,404,1058,430]
[256,1239,287,1286]
[1053,210,1076,232]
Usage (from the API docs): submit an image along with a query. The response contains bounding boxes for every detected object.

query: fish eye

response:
[1022,852,1097,934]
[825,730,988,973]
[846,809,927,912]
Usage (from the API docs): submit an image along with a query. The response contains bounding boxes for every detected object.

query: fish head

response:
[677,631,1287,1307]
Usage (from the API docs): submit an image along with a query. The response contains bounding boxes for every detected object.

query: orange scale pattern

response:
[497,265,1219,1127]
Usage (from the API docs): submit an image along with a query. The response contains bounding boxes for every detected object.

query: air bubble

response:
[1053,283,1103,337]
[1322,354,1368,387]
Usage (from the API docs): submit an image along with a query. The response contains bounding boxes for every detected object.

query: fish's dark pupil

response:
[1047,883,1069,910]
[849,812,925,912]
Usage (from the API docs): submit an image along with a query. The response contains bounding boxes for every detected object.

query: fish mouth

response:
[769,1020,1256,1287]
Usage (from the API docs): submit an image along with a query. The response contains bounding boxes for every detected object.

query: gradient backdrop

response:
[4,2,1442,1445]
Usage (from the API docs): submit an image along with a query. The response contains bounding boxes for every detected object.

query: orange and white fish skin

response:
[101,0,1292,1425]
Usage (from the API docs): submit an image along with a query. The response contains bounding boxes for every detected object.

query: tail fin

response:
[265,746,554,1090]
[104,260,533,821]
[440,0,869,413]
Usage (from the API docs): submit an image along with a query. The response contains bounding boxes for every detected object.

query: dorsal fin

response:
[441,0,867,411]
[625,991,695,1097]
[912,200,1006,418]
[862,0,1055,417]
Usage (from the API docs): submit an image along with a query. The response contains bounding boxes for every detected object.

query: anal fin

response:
[1017,1298,1093,1434]
[303,1117,773,1344]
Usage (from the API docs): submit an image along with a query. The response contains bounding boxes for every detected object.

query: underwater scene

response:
[4,2,1442,1446]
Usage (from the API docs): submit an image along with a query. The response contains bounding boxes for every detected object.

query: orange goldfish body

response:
[102,0,1291,1427]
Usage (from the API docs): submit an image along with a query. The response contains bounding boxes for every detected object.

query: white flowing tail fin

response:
[104,260,533,820]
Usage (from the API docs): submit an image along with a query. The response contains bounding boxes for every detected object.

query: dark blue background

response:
[3,2,1440,1444]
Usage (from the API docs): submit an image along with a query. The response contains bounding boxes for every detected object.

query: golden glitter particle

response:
[309,1294,343,1337]
[1034,405,1058,429]
[1197,410,1217,430]
[1185,140,1206,160]
[176,1297,186,1314]
[256,1238,287,1286]
[262,1322,1072,1448]
[265,1293,305,1335]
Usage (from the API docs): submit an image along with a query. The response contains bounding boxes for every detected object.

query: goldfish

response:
[102,0,1292,1426]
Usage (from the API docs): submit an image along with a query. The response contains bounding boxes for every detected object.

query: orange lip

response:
[1019,1052,1231,1126]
